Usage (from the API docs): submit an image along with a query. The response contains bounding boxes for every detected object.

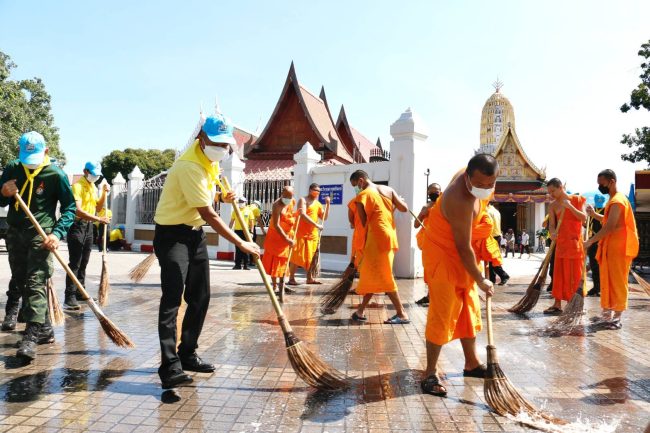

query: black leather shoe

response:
[180,355,215,373]
[2,303,19,331]
[161,370,193,389]
[17,322,41,361]
[37,324,55,345]
[64,294,80,310]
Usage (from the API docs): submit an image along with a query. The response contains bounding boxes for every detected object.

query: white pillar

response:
[293,142,321,198]
[219,152,246,254]
[125,166,144,244]
[389,108,430,278]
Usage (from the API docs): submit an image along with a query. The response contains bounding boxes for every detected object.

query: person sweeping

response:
[543,179,587,315]
[584,169,639,329]
[261,186,296,297]
[153,113,260,390]
[414,182,441,307]
[287,183,329,286]
[419,154,497,396]
[0,131,76,361]
[64,161,110,310]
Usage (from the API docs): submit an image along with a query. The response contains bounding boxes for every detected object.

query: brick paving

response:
[0,242,649,432]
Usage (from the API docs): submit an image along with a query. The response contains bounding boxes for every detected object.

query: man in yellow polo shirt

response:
[108,224,128,251]
[248,200,266,268]
[154,113,260,390]
[64,162,110,310]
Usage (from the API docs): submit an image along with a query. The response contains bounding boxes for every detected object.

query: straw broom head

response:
[308,249,321,279]
[46,279,65,326]
[99,255,110,306]
[485,345,566,424]
[284,331,349,390]
[85,298,135,348]
[508,245,554,314]
[320,265,355,314]
[129,253,157,283]
[631,270,650,296]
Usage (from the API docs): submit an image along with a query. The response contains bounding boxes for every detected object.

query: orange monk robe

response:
[290,199,324,269]
[552,195,586,302]
[262,199,296,278]
[416,206,432,251]
[472,211,502,267]
[348,198,366,267]
[422,198,489,346]
[355,188,398,295]
[596,192,639,312]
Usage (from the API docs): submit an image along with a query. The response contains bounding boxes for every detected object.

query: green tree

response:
[621,40,650,165]
[101,148,176,181]
[0,51,65,167]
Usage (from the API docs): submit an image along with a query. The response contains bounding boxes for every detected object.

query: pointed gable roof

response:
[493,125,545,181]
[335,105,379,163]
[245,63,353,163]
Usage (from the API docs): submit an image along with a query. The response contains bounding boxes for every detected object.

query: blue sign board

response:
[318,184,343,205]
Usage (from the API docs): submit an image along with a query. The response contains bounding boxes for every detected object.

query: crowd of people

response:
[0,113,639,396]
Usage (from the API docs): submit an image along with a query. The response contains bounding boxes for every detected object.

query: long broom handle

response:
[102,197,109,257]
[408,208,426,230]
[484,262,495,346]
[221,177,290,327]
[14,192,92,301]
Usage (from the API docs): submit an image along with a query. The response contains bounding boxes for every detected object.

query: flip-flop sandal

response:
[421,375,447,397]
[463,364,487,378]
[384,315,411,325]
[286,281,300,286]
[284,287,296,294]
[351,312,367,322]
[307,281,323,285]
[604,320,622,330]
[543,306,563,315]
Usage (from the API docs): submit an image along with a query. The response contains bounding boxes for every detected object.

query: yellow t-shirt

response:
[154,160,214,227]
[94,208,113,227]
[109,228,124,242]
[250,205,261,229]
[230,205,253,231]
[72,177,98,214]
[487,205,501,238]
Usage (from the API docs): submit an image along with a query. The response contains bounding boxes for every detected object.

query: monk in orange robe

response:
[349,170,410,324]
[262,186,296,295]
[420,154,497,397]
[472,210,503,269]
[415,183,441,307]
[584,169,639,328]
[288,183,330,285]
[544,178,587,315]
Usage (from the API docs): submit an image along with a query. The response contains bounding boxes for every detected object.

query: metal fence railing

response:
[136,174,166,225]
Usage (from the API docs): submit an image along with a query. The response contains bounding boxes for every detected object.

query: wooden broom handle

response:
[221,177,289,327]
[14,192,92,300]
[408,208,427,230]
[484,262,494,346]
[102,199,109,257]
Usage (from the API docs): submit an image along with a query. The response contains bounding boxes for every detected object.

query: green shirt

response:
[0,159,76,239]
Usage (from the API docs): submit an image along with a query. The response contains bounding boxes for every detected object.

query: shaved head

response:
[281,186,294,199]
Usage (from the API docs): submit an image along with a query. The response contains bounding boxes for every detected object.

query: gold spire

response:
[492,77,504,93]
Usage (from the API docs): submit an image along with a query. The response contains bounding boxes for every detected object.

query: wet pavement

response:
[0,243,649,432]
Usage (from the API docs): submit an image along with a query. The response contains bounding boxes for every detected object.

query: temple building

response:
[243,62,385,181]
[477,81,549,240]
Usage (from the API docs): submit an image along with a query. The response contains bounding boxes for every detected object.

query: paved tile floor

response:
[0,242,649,432]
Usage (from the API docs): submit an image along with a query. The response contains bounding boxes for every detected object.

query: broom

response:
[129,252,157,283]
[320,256,361,315]
[279,214,301,303]
[46,278,65,326]
[98,212,110,306]
[631,271,650,296]
[483,264,565,424]
[221,176,348,390]
[508,209,566,314]
[14,192,135,348]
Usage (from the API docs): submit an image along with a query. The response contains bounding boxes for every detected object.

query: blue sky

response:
[1,0,649,193]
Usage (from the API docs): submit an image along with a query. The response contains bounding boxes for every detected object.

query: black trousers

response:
[587,242,600,291]
[234,230,247,268]
[519,244,530,255]
[489,263,509,283]
[548,247,556,290]
[154,224,210,378]
[65,220,93,296]
[249,230,257,265]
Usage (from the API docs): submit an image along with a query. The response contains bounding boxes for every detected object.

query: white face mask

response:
[86,173,100,183]
[203,145,228,162]
[281,197,292,206]
[466,175,494,200]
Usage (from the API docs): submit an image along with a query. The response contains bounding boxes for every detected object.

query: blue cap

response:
[84,161,100,176]
[18,131,46,165]
[594,194,606,207]
[118,224,125,230]
[202,114,236,145]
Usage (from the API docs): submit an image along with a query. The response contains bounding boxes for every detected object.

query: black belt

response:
[155,224,203,233]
